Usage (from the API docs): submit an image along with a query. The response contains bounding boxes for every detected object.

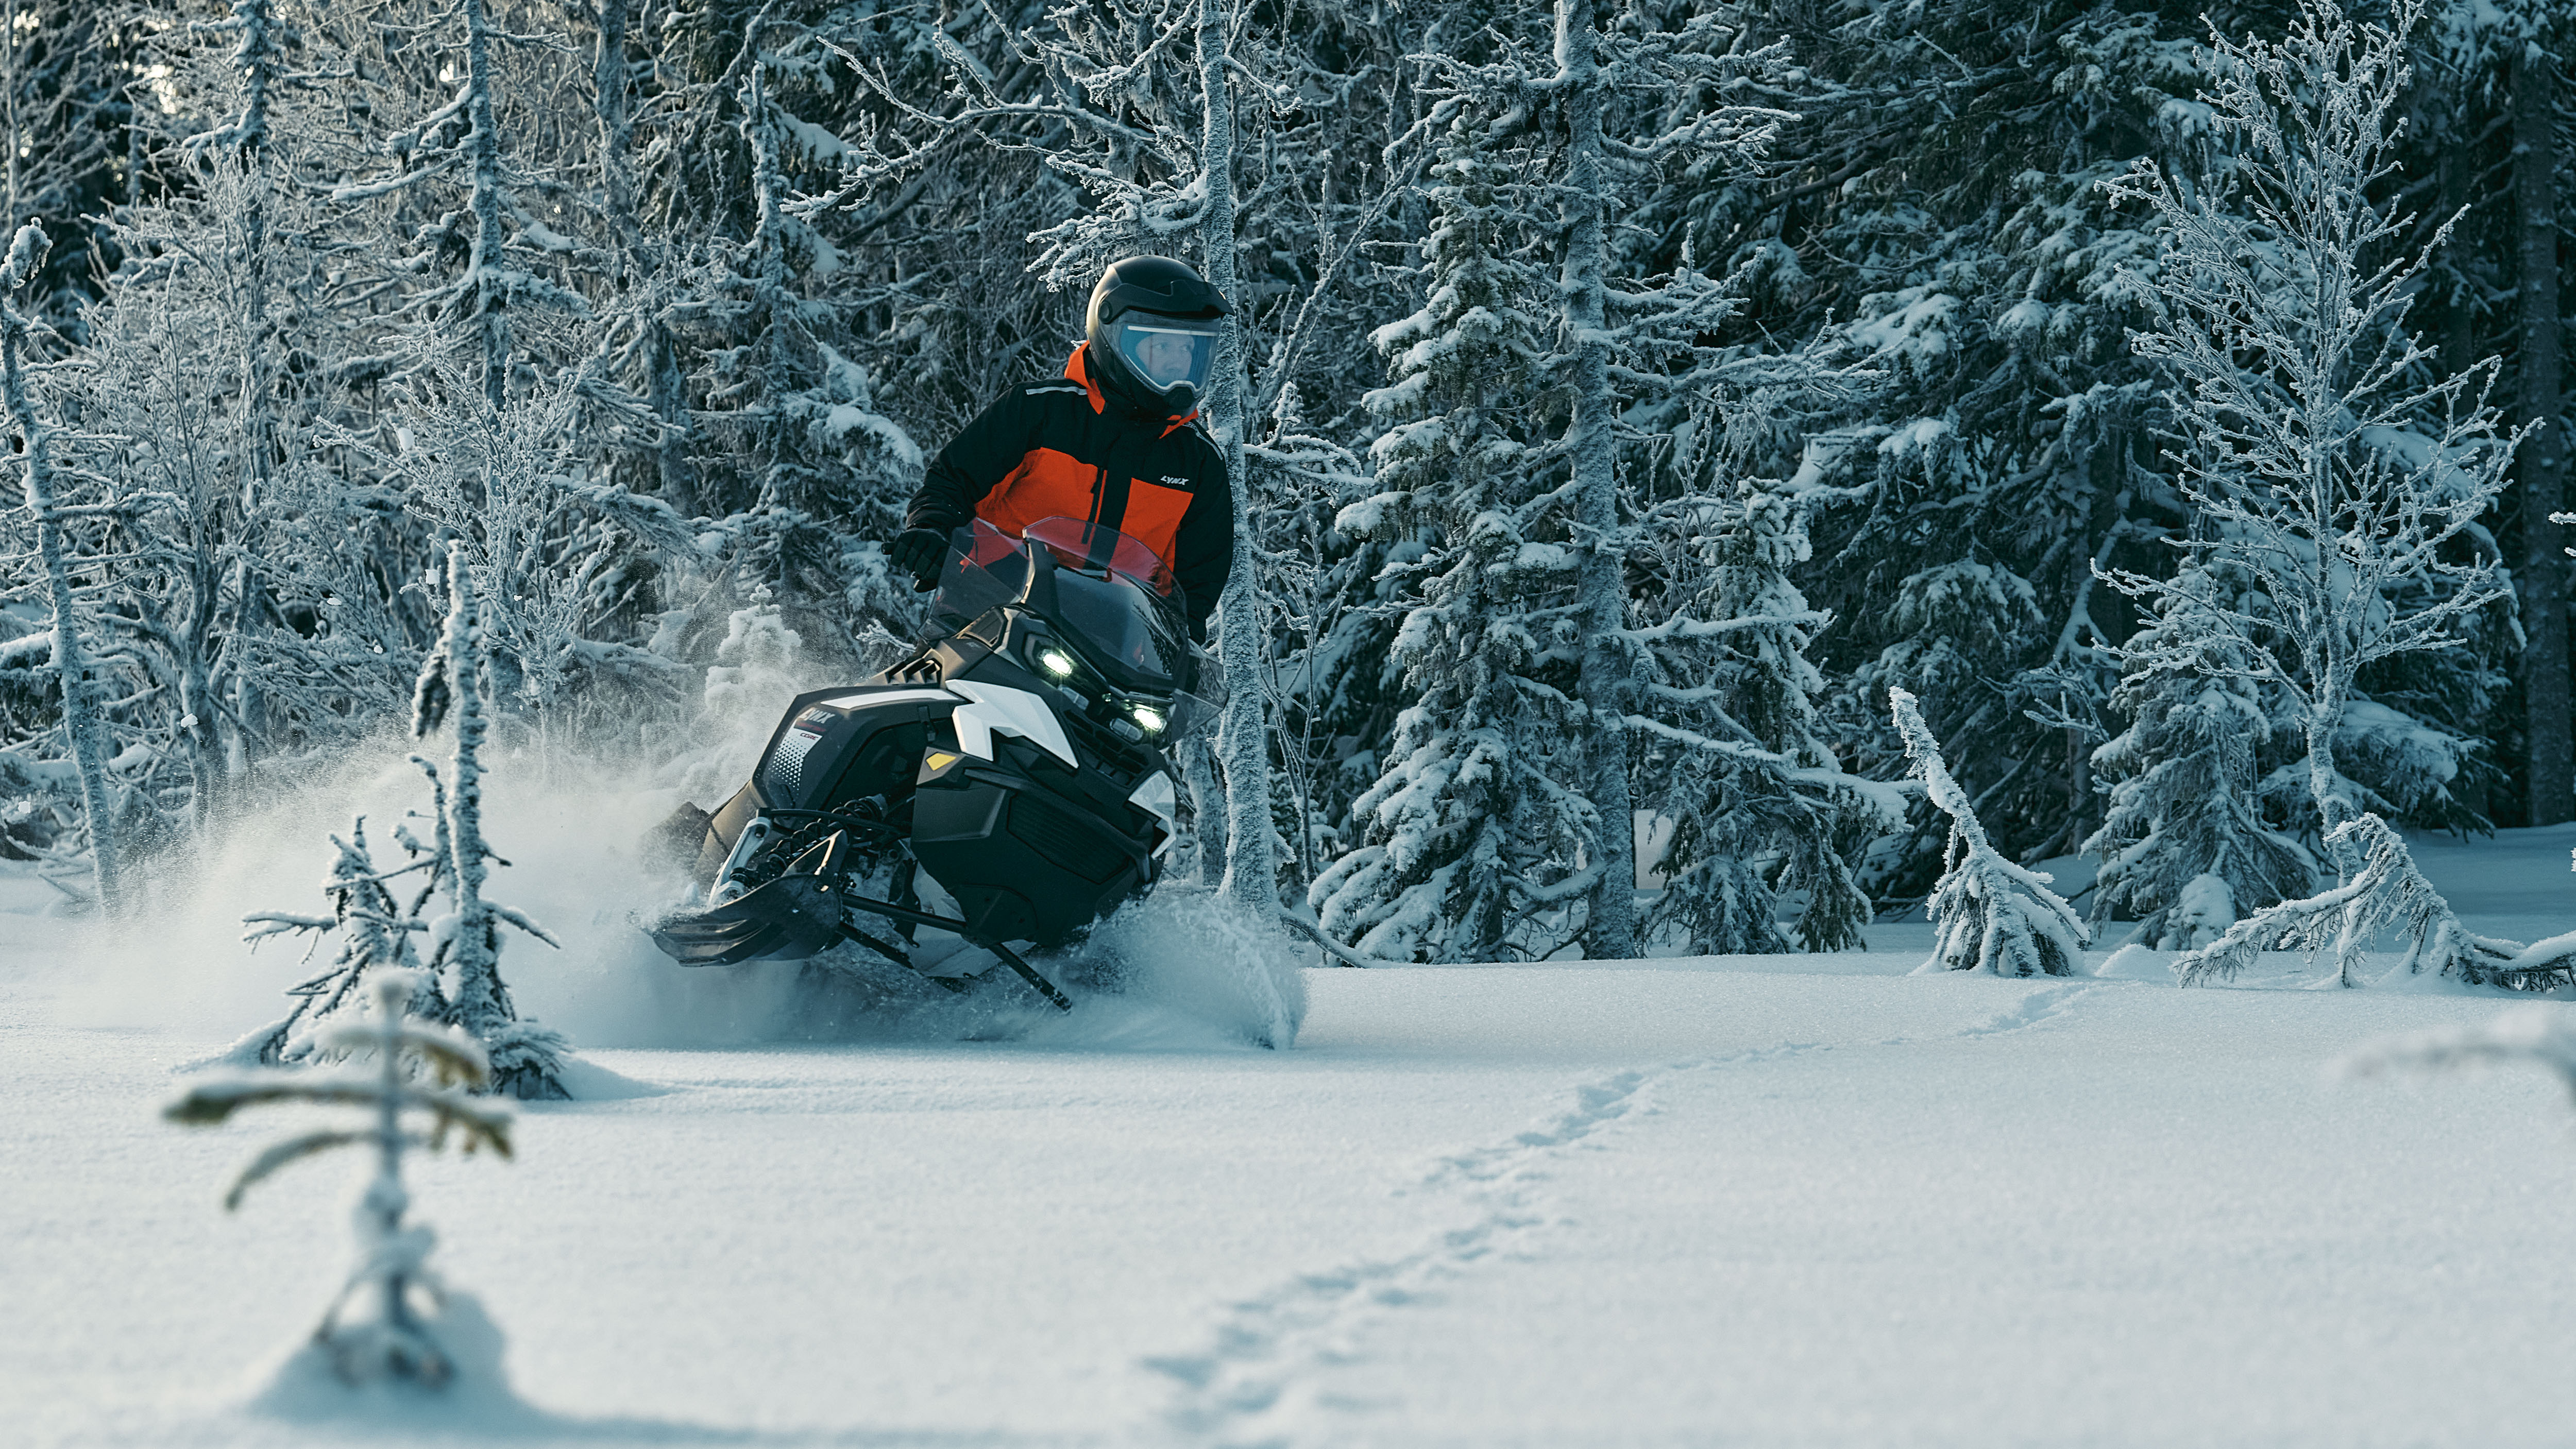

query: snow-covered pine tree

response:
[2087,558,2314,945]
[1319,0,1798,962]
[0,0,134,328]
[684,12,925,660]
[2102,0,2516,982]
[410,543,570,1099]
[1525,0,1795,959]
[1309,127,1576,963]
[1634,464,1899,954]
[165,971,514,1389]
[1723,0,2207,888]
[1889,686,2089,977]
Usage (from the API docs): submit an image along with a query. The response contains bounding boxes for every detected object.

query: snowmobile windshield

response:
[928,520,1032,631]
[1050,568,1189,688]
[1100,314,1219,398]
[929,518,1192,694]
[1020,516,1175,598]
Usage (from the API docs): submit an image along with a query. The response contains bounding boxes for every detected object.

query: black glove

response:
[889,526,952,592]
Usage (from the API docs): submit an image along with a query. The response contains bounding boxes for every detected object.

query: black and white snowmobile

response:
[644,517,1216,1010]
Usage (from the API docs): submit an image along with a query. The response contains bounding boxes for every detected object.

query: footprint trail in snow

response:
[1144,979,2108,1447]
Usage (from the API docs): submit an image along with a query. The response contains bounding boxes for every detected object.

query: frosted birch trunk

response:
[1556,0,1637,960]
[439,546,512,1042]
[3,224,118,913]
[745,58,797,445]
[2304,701,2363,984]
[1199,0,1278,915]
[212,0,281,819]
[2514,38,2570,826]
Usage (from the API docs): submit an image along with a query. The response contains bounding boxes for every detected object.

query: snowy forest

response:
[1,0,2569,967]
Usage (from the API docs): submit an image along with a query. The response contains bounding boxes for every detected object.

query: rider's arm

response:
[1171,451,1234,641]
[907,388,1044,534]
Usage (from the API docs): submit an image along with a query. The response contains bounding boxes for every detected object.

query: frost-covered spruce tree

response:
[2100,0,2515,857]
[1889,687,2089,977]
[239,817,450,1066]
[1319,3,1795,961]
[692,15,925,657]
[1309,132,1571,963]
[2087,558,2314,946]
[166,972,514,1390]
[1733,2,2207,884]
[1,222,119,913]
[1636,470,1898,954]
[411,543,570,1099]
[1526,0,1792,958]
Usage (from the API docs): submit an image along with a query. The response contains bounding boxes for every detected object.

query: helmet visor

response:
[1104,316,1220,396]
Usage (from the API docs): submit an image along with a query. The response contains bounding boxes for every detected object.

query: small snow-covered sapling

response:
[165,971,512,1389]
[238,815,446,1066]
[1888,687,2089,976]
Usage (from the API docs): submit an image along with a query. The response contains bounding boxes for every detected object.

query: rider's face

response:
[1134,331,1197,386]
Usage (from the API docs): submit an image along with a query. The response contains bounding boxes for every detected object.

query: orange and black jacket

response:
[907,345,1233,637]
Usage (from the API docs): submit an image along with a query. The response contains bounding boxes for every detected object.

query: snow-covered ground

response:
[7,816,2576,1447]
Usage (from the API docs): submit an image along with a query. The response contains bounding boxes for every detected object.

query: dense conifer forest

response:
[1,0,2566,963]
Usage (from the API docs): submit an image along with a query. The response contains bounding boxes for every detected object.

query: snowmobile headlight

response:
[1130,704,1166,734]
[1036,646,1078,678]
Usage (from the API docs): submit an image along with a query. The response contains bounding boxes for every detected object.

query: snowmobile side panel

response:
[757,687,956,815]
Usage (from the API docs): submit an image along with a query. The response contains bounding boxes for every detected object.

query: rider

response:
[889,256,1235,640]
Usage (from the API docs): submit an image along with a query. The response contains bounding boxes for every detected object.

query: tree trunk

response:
[4,227,120,914]
[2303,705,2359,986]
[219,0,281,822]
[1200,0,1278,916]
[1558,0,1637,961]
[594,0,694,516]
[463,0,510,414]
[2514,39,2571,826]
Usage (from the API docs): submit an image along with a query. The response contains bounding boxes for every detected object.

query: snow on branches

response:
[244,545,570,1097]
[1889,687,2089,977]
[2100,0,2516,848]
[2087,559,2316,944]
[166,971,513,1390]
[2172,813,2573,991]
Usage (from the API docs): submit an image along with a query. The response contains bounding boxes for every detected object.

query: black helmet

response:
[1085,256,1229,418]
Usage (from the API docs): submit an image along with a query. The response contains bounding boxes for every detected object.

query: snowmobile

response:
[644,517,1217,1011]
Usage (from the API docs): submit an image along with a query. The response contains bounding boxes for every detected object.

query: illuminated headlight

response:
[1036,647,1078,678]
[1130,704,1166,734]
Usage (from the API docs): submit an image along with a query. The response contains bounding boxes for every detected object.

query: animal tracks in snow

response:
[1145,978,2106,1447]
